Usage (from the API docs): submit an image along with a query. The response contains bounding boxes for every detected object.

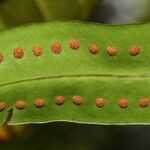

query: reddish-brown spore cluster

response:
[118,98,128,108]
[138,98,149,107]
[128,45,140,56]
[16,100,27,109]
[96,98,106,107]
[72,95,83,105]
[13,47,24,58]
[0,53,4,63]
[33,47,42,56]
[69,39,80,49]
[55,96,65,105]
[107,46,117,56]
[88,43,99,54]
[51,42,62,54]
[34,98,45,108]
[0,101,6,111]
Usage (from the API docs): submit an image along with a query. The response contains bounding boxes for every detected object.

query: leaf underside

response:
[0,21,150,125]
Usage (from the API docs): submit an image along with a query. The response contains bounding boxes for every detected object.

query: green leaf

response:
[34,0,98,20]
[0,0,43,28]
[0,16,5,30]
[0,0,99,29]
[0,21,150,125]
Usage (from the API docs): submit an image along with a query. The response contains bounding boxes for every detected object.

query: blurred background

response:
[0,0,150,149]
[0,0,150,29]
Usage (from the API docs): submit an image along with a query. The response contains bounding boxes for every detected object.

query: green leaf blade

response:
[0,21,150,125]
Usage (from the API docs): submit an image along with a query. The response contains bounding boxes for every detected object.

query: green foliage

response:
[0,0,42,27]
[0,21,150,125]
[136,0,150,22]
[0,0,98,29]
[35,0,98,20]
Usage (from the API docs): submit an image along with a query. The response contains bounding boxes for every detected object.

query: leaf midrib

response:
[1,73,150,88]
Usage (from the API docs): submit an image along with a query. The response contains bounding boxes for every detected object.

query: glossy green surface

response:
[0,21,150,125]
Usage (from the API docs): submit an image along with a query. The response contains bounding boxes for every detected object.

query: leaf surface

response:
[0,21,150,125]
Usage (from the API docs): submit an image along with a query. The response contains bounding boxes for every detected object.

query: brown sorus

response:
[72,95,83,105]
[0,101,6,111]
[0,53,4,63]
[88,43,99,54]
[33,46,42,56]
[69,39,80,49]
[51,42,62,54]
[138,97,149,107]
[16,100,27,109]
[128,45,140,56]
[55,96,65,105]
[96,97,106,107]
[13,47,24,58]
[118,98,128,108]
[34,98,45,108]
[107,46,117,56]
